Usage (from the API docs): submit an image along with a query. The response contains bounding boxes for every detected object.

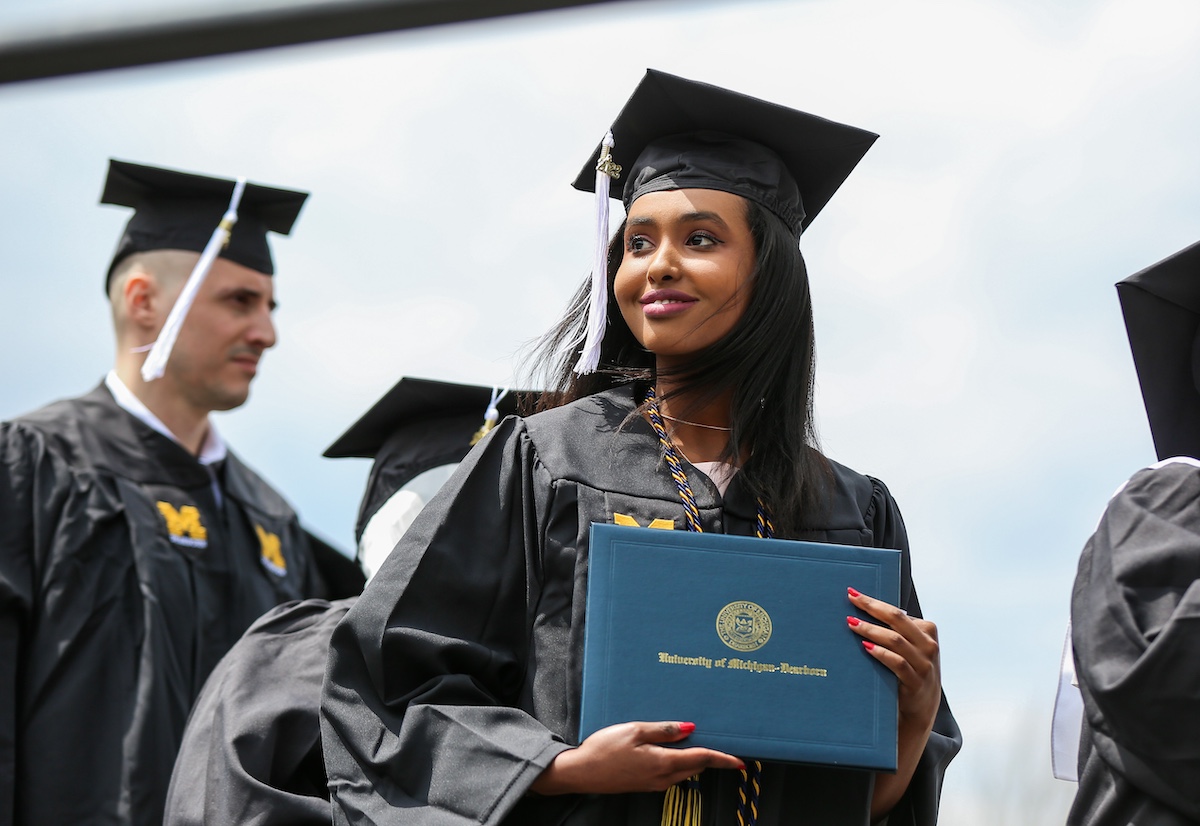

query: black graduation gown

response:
[0,383,320,826]
[1069,460,1200,825]
[322,386,961,826]
[164,597,354,826]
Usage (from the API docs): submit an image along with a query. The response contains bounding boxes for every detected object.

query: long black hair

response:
[526,199,830,535]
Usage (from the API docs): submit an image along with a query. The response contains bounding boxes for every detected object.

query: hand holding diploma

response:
[846,587,943,820]
[530,721,743,795]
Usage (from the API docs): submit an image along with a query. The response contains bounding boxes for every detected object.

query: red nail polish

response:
[736,762,746,770]
[862,640,875,651]
[847,587,862,598]
[678,722,696,734]
[846,616,861,627]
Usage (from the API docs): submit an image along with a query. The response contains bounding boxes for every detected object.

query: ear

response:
[122,269,162,331]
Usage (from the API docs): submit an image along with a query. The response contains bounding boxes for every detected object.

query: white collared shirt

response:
[105,370,228,504]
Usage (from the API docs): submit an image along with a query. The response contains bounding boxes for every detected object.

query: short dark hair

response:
[526,198,830,535]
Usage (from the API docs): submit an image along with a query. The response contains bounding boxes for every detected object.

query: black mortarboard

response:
[101,158,308,289]
[572,69,878,236]
[1117,240,1200,460]
[324,377,534,543]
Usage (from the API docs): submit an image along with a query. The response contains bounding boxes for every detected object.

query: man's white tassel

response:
[140,177,247,382]
[572,131,620,375]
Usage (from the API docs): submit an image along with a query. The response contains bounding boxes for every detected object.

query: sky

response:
[3,0,1200,820]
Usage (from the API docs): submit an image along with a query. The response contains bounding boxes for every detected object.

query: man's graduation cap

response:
[102,159,308,285]
[1117,239,1200,460]
[324,377,533,551]
[100,159,308,381]
[569,69,878,373]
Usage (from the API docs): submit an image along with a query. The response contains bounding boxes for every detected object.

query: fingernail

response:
[678,722,696,734]
[846,616,861,627]
[736,762,746,770]
[848,587,862,598]
[862,640,875,651]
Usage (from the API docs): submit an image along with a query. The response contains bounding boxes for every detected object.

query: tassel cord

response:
[646,386,769,826]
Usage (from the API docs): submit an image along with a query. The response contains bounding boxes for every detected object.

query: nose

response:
[247,308,277,350]
[646,239,681,283]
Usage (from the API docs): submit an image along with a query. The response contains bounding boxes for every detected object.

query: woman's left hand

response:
[845,587,942,819]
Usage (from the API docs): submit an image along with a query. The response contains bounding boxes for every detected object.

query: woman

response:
[321,70,961,826]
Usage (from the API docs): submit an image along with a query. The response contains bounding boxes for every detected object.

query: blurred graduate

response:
[0,160,333,826]
[163,378,525,826]
[1063,241,1200,825]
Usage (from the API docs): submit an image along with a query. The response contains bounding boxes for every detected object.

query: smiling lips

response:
[639,289,698,318]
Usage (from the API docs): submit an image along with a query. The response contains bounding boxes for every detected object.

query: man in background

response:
[0,159,331,826]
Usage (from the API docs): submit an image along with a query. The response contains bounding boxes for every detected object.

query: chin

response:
[209,387,252,412]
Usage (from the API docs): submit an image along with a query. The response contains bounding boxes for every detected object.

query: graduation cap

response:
[102,159,308,284]
[324,378,535,575]
[100,159,308,382]
[1117,239,1200,460]
[569,69,878,373]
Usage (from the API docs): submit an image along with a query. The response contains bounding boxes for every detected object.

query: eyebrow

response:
[627,210,730,229]
[218,285,278,311]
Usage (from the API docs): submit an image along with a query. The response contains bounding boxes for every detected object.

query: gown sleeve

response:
[866,476,962,826]
[1070,460,1200,821]
[165,599,352,826]
[0,423,35,826]
[320,417,574,826]
[0,423,72,826]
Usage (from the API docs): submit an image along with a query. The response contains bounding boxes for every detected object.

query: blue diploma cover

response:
[580,523,901,770]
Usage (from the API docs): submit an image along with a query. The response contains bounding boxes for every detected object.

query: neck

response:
[114,355,210,456]
[651,378,736,465]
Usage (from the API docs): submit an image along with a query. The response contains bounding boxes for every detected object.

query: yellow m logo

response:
[613,513,675,530]
[156,501,207,544]
[256,524,287,575]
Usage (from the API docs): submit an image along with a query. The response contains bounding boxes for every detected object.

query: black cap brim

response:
[1117,239,1200,460]
[323,377,530,460]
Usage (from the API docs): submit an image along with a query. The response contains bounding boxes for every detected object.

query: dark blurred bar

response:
[0,0,637,85]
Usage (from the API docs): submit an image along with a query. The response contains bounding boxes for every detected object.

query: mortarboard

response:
[569,69,878,373]
[324,378,534,563]
[1117,239,1200,460]
[573,69,878,236]
[100,159,308,382]
[101,159,308,287]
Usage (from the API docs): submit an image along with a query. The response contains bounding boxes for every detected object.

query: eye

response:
[686,232,719,248]
[626,234,652,253]
[225,290,258,311]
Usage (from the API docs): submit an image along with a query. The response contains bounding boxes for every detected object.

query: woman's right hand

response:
[529,721,743,795]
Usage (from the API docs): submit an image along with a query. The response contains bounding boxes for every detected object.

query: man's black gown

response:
[322,385,961,826]
[1070,459,1200,825]
[0,384,321,826]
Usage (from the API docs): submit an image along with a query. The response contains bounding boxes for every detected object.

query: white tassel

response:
[573,131,620,375]
[471,386,510,445]
[140,177,248,382]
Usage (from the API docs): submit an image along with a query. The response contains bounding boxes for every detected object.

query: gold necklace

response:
[657,412,732,432]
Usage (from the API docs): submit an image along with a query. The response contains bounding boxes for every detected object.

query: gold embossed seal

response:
[715,601,772,652]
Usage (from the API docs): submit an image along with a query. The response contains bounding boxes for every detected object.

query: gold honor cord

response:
[645,387,767,826]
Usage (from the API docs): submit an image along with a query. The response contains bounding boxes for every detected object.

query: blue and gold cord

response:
[645,386,768,826]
